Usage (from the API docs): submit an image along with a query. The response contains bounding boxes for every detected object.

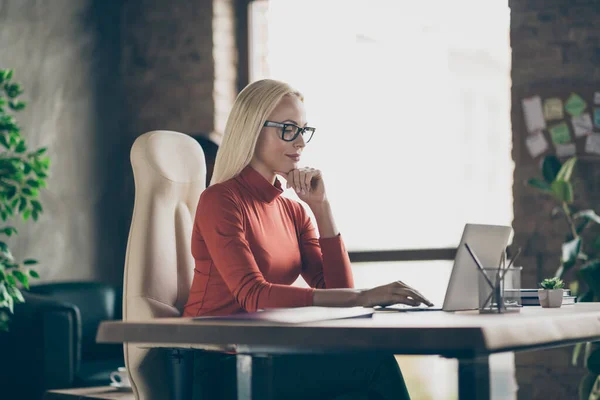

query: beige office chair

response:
[123,130,206,400]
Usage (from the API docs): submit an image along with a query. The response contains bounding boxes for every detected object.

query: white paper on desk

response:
[522,96,546,133]
[525,131,549,158]
[192,307,375,324]
[572,113,593,137]
[585,134,600,155]
[556,143,576,158]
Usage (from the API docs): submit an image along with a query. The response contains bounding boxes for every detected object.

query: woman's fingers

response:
[394,287,432,306]
[401,297,421,307]
[293,169,302,193]
[303,170,312,193]
[395,282,433,306]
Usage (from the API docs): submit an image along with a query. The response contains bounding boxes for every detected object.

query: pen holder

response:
[478,266,522,314]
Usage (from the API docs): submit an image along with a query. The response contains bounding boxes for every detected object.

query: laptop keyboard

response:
[375,304,442,312]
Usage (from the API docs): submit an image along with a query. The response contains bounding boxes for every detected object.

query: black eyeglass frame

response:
[263,120,316,143]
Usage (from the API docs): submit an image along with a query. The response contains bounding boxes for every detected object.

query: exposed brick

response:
[122,0,237,138]
[510,1,600,397]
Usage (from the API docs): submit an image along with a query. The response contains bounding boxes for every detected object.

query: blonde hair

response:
[210,79,303,185]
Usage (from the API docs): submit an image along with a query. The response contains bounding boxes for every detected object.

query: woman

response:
[184,79,432,400]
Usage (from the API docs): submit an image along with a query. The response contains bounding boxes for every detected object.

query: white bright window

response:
[250,0,513,253]
[249,2,514,398]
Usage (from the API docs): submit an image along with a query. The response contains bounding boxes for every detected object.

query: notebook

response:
[193,306,375,324]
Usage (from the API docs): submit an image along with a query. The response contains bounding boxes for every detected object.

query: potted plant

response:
[538,277,565,308]
[0,69,50,332]
[527,155,600,398]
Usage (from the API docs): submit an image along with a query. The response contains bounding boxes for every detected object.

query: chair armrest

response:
[3,292,82,394]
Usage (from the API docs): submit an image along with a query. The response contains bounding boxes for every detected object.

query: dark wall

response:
[0,0,127,284]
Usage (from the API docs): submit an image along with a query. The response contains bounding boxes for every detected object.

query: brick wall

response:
[510,1,600,398]
[121,0,237,138]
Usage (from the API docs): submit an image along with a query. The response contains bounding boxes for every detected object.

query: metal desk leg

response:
[236,354,274,400]
[458,356,490,400]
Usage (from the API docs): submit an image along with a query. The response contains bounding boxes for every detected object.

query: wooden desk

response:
[97,303,600,400]
[44,386,133,400]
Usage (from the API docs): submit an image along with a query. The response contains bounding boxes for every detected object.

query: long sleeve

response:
[197,186,315,312]
[297,204,355,289]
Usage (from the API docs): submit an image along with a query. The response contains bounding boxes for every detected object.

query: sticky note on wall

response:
[525,131,549,158]
[572,113,593,137]
[586,134,600,155]
[549,122,572,145]
[544,98,564,121]
[565,93,587,117]
[522,96,546,133]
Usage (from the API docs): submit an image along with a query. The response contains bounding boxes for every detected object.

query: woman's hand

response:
[277,167,327,206]
[358,281,434,308]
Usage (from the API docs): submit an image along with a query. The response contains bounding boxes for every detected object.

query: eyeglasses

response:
[263,121,316,143]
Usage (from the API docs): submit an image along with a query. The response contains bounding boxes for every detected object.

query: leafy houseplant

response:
[0,69,50,332]
[527,155,600,399]
[538,277,565,308]
[540,277,566,289]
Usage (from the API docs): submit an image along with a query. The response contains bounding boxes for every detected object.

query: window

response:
[249,1,513,398]
[250,0,512,253]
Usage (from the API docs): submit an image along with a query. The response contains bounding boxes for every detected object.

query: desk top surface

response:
[97,303,600,357]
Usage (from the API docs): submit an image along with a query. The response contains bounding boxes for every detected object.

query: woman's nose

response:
[294,133,306,148]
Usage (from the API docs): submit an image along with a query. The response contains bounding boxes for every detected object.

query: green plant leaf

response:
[556,157,577,182]
[542,155,562,183]
[22,209,30,221]
[12,270,28,289]
[7,285,24,303]
[0,69,13,83]
[580,373,599,400]
[551,180,574,203]
[0,134,9,150]
[18,197,26,212]
[5,185,16,200]
[23,259,37,265]
[527,178,552,192]
[29,269,39,278]
[14,140,26,153]
[31,200,42,212]
[562,238,582,270]
[574,342,585,366]
[540,277,566,289]
[8,101,25,111]
[574,210,600,224]
[5,274,15,286]
[26,179,39,188]
[0,226,17,237]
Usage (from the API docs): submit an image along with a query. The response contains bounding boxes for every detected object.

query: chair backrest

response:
[123,130,206,399]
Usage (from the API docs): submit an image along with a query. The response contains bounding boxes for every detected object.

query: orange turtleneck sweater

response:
[183,165,354,317]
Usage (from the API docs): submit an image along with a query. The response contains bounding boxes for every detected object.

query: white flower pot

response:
[538,288,564,308]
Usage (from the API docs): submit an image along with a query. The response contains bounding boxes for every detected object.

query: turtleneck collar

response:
[235,165,283,204]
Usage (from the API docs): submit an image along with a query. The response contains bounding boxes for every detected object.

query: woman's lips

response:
[286,154,300,162]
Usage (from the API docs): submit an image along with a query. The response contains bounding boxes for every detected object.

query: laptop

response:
[376,223,514,312]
